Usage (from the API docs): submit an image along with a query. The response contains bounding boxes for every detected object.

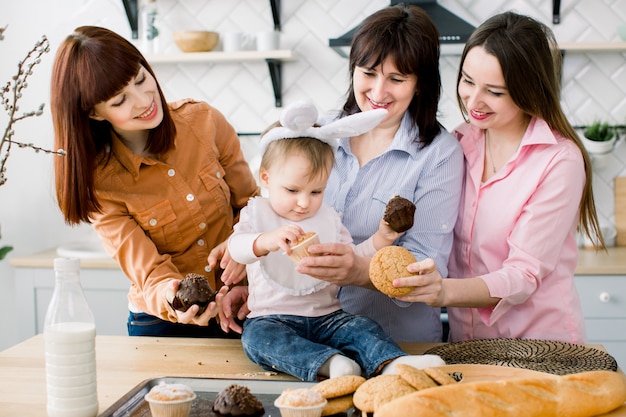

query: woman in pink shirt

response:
[393,12,605,344]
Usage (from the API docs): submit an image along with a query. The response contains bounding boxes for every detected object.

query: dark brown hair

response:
[51,26,176,225]
[456,12,604,248]
[341,4,443,147]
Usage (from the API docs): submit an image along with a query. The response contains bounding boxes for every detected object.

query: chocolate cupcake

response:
[383,196,416,233]
[171,273,217,316]
[213,384,264,417]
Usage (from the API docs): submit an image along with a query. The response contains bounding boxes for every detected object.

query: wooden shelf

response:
[124,0,289,105]
[424,42,626,57]
[145,49,296,64]
[146,50,297,107]
[559,42,626,52]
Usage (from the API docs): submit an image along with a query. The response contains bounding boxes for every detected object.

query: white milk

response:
[44,322,98,417]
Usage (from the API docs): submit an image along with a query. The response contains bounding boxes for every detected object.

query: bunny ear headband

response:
[259,100,388,151]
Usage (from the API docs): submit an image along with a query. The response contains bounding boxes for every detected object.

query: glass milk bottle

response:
[44,258,98,417]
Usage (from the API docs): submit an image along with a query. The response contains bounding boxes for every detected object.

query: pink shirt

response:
[447,117,587,344]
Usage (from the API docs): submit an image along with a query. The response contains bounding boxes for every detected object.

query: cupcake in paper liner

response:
[288,232,320,263]
[144,382,196,417]
[274,388,327,417]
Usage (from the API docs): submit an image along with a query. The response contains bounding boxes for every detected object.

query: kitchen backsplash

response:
[84,0,626,225]
[3,0,624,228]
[0,0,624,352]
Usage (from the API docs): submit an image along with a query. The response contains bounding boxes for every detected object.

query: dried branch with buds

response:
[1,25,66,189]
[1,25,66,260]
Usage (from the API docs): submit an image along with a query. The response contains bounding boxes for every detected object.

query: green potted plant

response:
[0,225,12,261]
[581,120,618,155]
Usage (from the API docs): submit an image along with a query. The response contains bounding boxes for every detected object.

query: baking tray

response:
[98,376,357,417]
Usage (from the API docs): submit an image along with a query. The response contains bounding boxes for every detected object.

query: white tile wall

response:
[145,0,626,225]
[1,0,625,350]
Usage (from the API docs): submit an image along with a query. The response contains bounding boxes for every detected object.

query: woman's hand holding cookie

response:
[394,258,445,306]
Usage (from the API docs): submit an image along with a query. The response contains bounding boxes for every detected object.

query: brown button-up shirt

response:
[91,99,259,321]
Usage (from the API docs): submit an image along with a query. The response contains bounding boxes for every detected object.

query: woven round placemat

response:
[424,338,618,375]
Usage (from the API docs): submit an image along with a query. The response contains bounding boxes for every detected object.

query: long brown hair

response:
[341,4,443,147]
[51,26,176,225]
[456,12,604,249]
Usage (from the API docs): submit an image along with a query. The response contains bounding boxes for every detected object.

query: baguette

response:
[375,370,626,417]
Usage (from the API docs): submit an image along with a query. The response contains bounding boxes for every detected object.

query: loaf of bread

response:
[374,370,626,417]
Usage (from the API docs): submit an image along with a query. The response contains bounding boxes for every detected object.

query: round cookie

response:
[395,364,438,390]
[424,367,458,385]
[312,375,365,399]
[353,374,416,413]
[369,246,417,296]
[321,394,354,416]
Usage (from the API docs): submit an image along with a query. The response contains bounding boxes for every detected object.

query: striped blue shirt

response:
[324,113,464,342]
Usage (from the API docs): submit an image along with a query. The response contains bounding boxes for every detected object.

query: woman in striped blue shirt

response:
[294,4,464,343]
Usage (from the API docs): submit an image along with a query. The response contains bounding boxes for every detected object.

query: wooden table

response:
[0,335,624,416]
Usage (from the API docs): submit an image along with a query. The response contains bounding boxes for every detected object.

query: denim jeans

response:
[127,311,241,339]
[241,310,407,381]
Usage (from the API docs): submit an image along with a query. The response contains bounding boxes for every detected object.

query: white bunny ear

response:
[279,100,318,131]
[317,108,388,140]
[259,101,388,152]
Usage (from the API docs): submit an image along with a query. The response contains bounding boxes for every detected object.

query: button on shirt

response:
[447,117,587,344]
[90,100,259,321]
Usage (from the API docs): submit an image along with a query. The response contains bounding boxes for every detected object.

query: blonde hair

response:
[260,134,335,182]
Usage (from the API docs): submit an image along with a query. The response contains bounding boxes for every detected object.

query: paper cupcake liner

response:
[144,392,196,417]
[289,234,320,263]
[274,398,327,417]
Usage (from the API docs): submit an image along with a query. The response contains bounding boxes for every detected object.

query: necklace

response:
[486,131,496,173]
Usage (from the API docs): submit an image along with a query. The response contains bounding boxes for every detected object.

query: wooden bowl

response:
[173,31,219,52]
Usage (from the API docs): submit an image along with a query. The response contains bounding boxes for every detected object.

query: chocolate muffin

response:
[383,195,416,233]
[213,384,264,417]
[171,273,217,316]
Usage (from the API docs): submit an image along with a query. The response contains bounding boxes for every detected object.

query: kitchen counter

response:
[10,246,626,275]
[0,335,437,416]
[10,248,119,270]
[576,246,626,275]
[0,335,624,416]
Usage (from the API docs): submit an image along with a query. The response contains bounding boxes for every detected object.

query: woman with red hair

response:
[51,26,259,337]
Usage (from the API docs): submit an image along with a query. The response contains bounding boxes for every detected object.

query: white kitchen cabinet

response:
[13,262,130,341]
[574,274,626,369]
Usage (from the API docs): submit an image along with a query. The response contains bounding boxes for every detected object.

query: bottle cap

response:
[53,257,81,272]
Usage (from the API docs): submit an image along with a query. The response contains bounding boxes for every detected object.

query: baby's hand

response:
[254,224,304,257]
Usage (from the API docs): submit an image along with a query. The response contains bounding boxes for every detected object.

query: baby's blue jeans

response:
[241,309,407,381]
